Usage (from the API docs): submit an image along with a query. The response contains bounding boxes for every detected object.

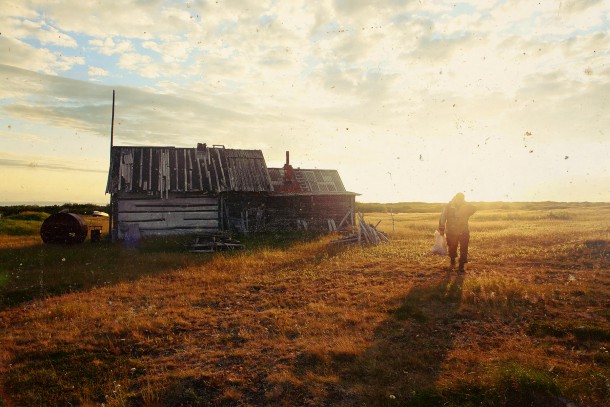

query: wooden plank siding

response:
[116,197,219,238]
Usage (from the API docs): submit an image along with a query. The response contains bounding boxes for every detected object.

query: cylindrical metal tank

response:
[40,212,89,244]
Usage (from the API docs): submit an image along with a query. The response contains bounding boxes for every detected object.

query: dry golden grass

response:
[0,235,42,249]
[0,203,609,406]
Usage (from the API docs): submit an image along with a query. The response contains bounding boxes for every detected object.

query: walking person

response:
[438,193,477,272]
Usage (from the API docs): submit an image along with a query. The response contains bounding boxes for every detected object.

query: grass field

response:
[0,203,609,406]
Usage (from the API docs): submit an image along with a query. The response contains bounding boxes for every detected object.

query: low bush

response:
[7,211,50,221]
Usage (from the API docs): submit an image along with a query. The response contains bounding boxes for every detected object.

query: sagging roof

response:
[106,145,273,195]
[268,168,347,194]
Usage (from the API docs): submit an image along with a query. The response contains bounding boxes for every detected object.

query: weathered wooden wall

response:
[264,194,355,231]
[116,196,219,238]
[222,193,355,233]
[113,192,356,238]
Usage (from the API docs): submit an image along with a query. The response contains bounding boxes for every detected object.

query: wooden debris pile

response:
[187,233,245,253]
[330,213,389,245]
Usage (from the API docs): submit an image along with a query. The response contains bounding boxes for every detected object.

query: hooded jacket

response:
[439,200,476,235]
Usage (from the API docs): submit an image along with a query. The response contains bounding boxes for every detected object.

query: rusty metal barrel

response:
[40,212,88,244]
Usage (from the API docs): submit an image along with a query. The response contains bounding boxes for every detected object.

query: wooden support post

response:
[337,210,351,229]
[219,196,224,231]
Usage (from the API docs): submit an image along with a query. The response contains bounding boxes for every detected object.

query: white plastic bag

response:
[432,230,448,255]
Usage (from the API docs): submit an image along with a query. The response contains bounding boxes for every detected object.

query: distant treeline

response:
[0,203,110,217]
[356,202,443,213]
[1,201,605,218]
[356,201,607,213]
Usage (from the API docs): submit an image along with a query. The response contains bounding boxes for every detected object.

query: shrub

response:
[8,212,50,221]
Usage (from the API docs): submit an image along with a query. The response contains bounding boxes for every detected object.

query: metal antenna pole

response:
[109,90,115,241]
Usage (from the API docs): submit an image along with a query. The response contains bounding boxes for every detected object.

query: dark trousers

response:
[446,232,470,265]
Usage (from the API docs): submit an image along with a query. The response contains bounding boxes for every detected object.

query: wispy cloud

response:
[0,156,106,174]
[89,37,133,56]
[88,66,109,77]
[0,37,83,74]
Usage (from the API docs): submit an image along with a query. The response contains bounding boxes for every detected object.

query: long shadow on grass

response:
[288,274,465,405]
[322,271,569,407]
[0,232,325,311]
[0,238,207,311]
[342,274,465,405]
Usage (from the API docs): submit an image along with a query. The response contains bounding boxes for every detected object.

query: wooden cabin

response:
[106,144,357,239]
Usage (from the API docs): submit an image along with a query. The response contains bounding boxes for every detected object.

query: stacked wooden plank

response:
[187,233,245,253]
[330,213,389,245]
[357,213,390,244]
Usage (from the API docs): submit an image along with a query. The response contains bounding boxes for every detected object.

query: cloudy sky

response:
[1,0,609,204]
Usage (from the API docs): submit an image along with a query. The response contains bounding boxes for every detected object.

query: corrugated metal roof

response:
[106,146,273,195]
[268,168,347,193]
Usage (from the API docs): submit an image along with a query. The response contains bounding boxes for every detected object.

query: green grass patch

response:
[137,234,200,253]
[239,230,322,249]
[0,212,49,236]
[0,218,42,236]
[406,383,495,407]
[405,363,562,406]
[529,321,610,341]
[497,362,561,405]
